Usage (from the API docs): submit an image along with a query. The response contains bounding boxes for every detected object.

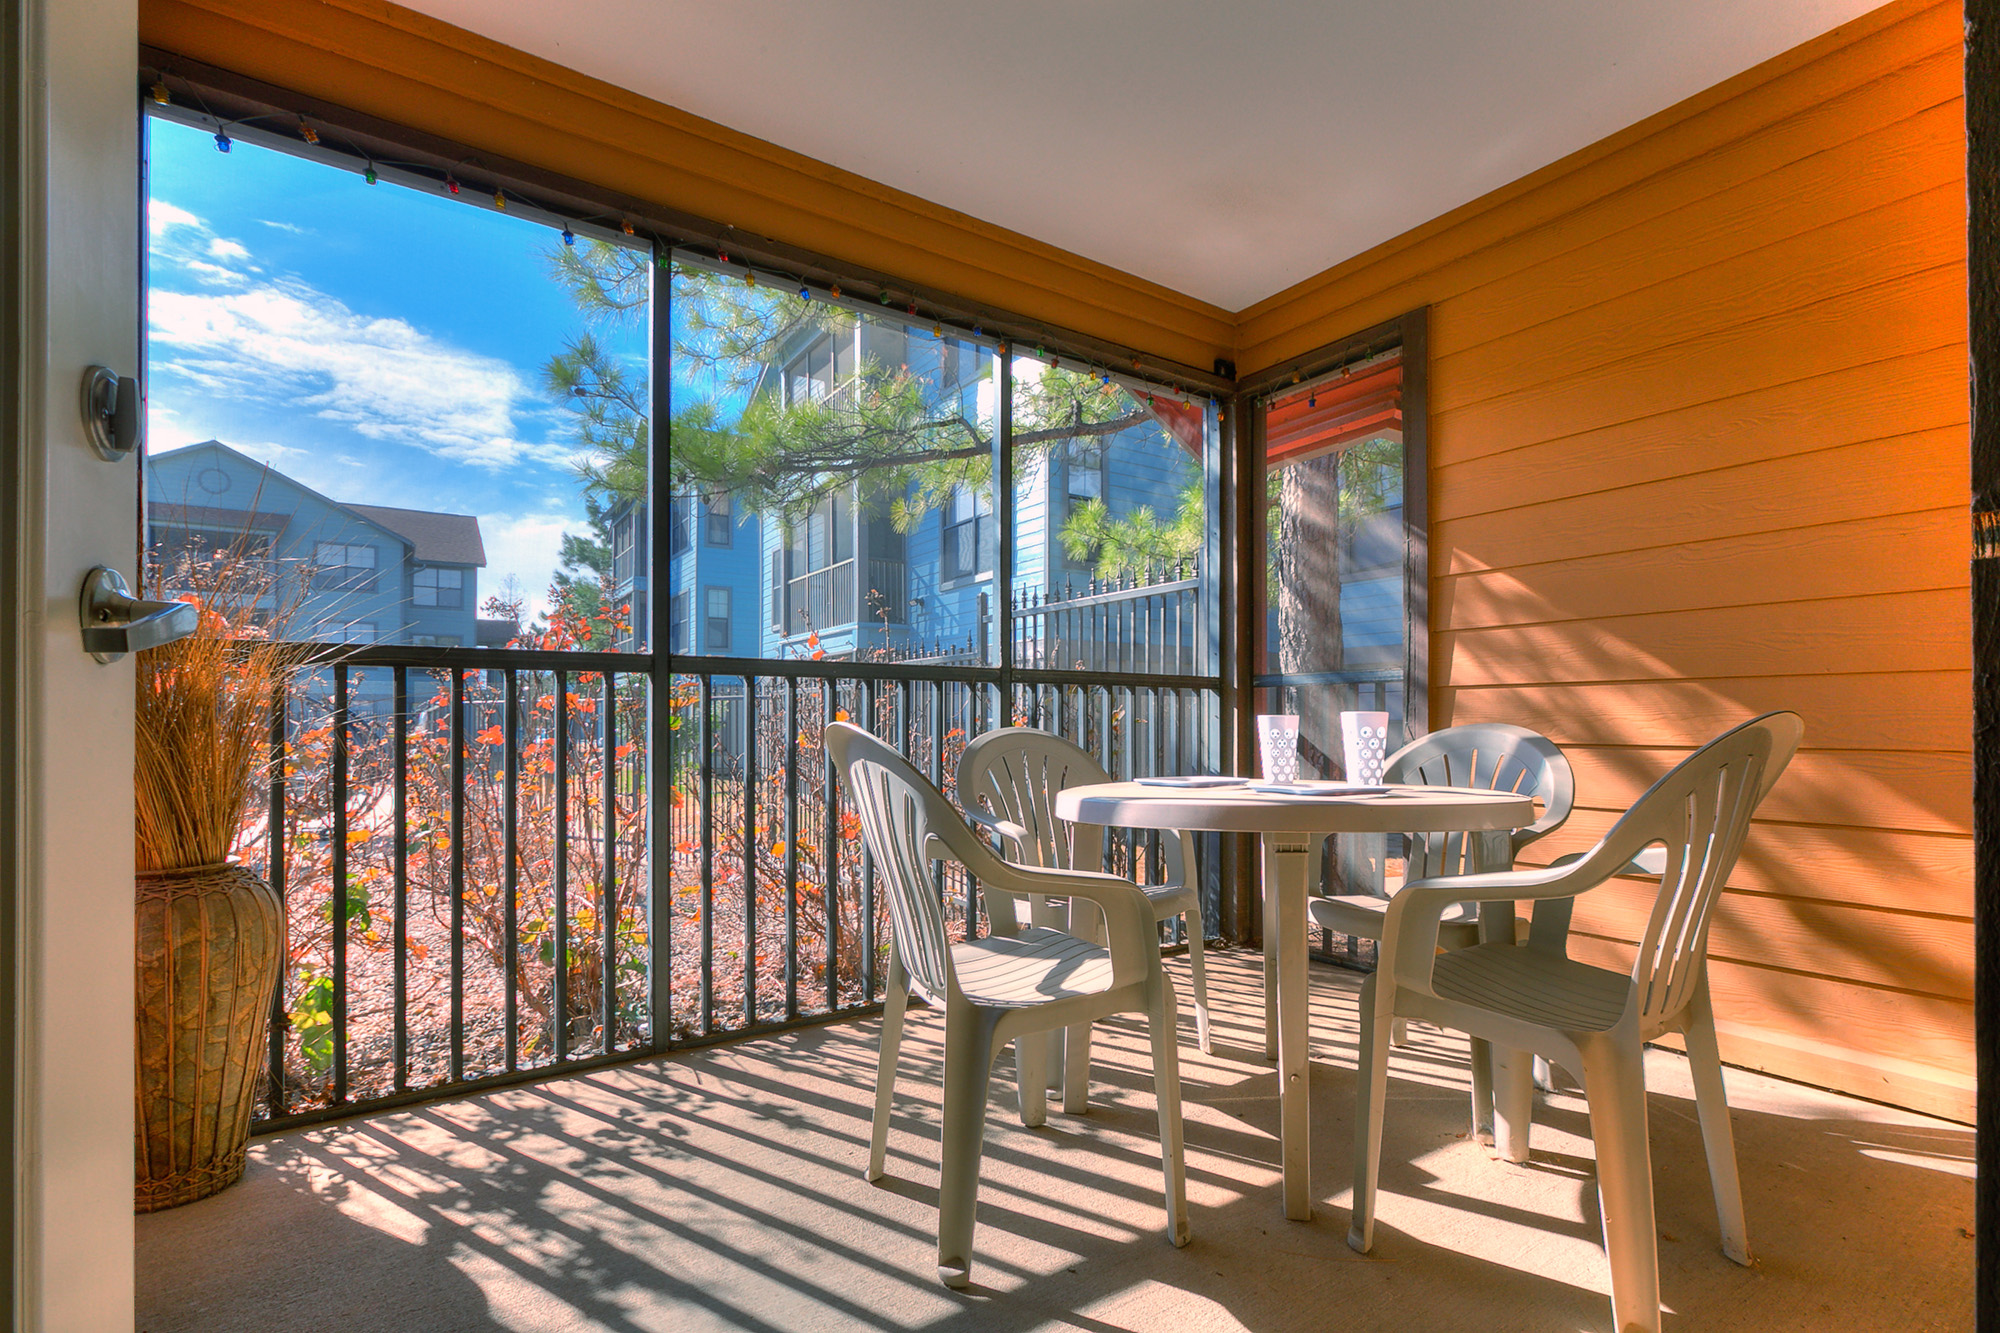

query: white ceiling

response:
[402,0,1885,311]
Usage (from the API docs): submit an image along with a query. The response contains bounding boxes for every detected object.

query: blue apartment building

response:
[146,440,490,674]
[655,316,1208,671]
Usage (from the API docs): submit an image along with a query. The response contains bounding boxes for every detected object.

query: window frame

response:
[312,541,379,592]
[704,585,731,652]
[1240,306,1430,748]
[703,492,732,547]
[413,564,464,608]
[941,485,993,585]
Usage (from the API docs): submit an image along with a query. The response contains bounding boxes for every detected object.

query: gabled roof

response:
[151,440,415,552]
[346,504,487,567]
[150,440,487,567]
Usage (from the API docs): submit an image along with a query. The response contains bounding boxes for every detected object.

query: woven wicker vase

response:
[135,862,282,1213]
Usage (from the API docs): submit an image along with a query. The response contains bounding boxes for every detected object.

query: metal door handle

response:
[80,566,198,663]
[80,365,141,460]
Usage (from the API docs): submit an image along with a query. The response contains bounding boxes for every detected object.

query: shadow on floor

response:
[135,951,1972,1333]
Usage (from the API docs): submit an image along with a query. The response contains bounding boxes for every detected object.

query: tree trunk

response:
[1276,453,1345,779]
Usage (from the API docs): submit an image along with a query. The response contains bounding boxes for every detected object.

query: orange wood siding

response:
[137,0,1236,374]
[1243,0,1970,1119]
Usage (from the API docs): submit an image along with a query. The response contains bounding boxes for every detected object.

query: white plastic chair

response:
[1305,722,1575,1156]
[825,721,1190,1288]
[1348,712,1802,1333]
[958,726,1212,1060]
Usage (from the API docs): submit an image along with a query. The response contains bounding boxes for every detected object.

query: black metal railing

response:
[241,641,1220,1131]
[666,657,1223,1038]
[242,643,654,1130]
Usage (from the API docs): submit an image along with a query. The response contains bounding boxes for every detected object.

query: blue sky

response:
[145,115,649,620]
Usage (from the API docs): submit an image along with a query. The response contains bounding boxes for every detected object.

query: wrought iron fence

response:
[1012,563,1201,675]
[243,642,1221,1131]
[239,645,653,1130]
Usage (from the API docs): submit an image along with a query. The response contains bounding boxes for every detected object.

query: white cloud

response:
[148,200,200,237]
[181,259,250,287]
[149,279,581,471]
[207,237,249,261]
[257,220,307,234]
[476,508,582,624]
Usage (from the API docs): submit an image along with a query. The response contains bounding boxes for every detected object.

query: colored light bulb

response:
[363,166,377,184]
[493,189,505,209]
[446,175,459,194]
[800,284,811,300]
[214,129,231,153]
[150,81,170,105]
[562,227,576,246]
[299,121,319,145]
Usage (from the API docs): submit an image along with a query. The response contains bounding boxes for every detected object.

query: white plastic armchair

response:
[1306,721,1576,953]
[1305,723,1574,1153]
[1348,711,1802,1333]
[958,726,1212,1059]
[824,722,1189,1289]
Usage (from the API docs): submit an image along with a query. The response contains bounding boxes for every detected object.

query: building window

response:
[324,621,377,644]
[667,498,691,556]
[1063,441,1105,570]
[704,493,732,546]
[784,334,834,405]
[313,542,378,592]
[413,565,464,608]
[705,587,731,652]
[781,490,855,631]
[668,590,689,653]
[154,524,273,565]
[612,507,645,583]
[942,487,993,582]
[410,634,462,648]
[769,548,786,632]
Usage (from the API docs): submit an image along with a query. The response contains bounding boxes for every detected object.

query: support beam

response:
[1968,0,1997,1325]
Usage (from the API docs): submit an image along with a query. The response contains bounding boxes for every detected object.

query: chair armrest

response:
[964,806,1032,856]
[925,825,1157,987]
[986,862,1160,987]
[1379,855,1615,998]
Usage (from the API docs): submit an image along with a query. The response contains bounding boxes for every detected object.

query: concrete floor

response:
[136,950,1973,1332]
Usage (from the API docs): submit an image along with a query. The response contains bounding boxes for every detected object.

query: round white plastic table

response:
[1053,780,1535,1222]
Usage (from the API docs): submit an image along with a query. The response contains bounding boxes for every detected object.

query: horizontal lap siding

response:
[1244,0,1970,1119]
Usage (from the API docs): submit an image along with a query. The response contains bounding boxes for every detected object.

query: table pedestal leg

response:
[1263,922,1279,1064]
[1266,833,1313,1221]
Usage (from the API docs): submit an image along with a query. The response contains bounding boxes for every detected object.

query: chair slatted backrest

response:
[1593,713,1794,1026]
[1385,723,1575,881]
[958,727,1111,873]
[825,722,959,1004]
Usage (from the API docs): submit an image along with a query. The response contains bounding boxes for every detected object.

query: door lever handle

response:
[80,567,198,664]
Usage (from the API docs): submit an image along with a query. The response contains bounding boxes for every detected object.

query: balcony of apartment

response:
[27,0,1975,1330]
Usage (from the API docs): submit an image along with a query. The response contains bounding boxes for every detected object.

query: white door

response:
[7,0,141,1327]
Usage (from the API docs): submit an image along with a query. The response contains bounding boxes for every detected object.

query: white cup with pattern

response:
[1256,714,1301,783]
[1341,711,1390,786]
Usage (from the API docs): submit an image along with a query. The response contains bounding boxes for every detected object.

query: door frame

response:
[5,0,143,1327]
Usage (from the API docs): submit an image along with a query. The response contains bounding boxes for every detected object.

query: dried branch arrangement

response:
[135,542,314,873]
